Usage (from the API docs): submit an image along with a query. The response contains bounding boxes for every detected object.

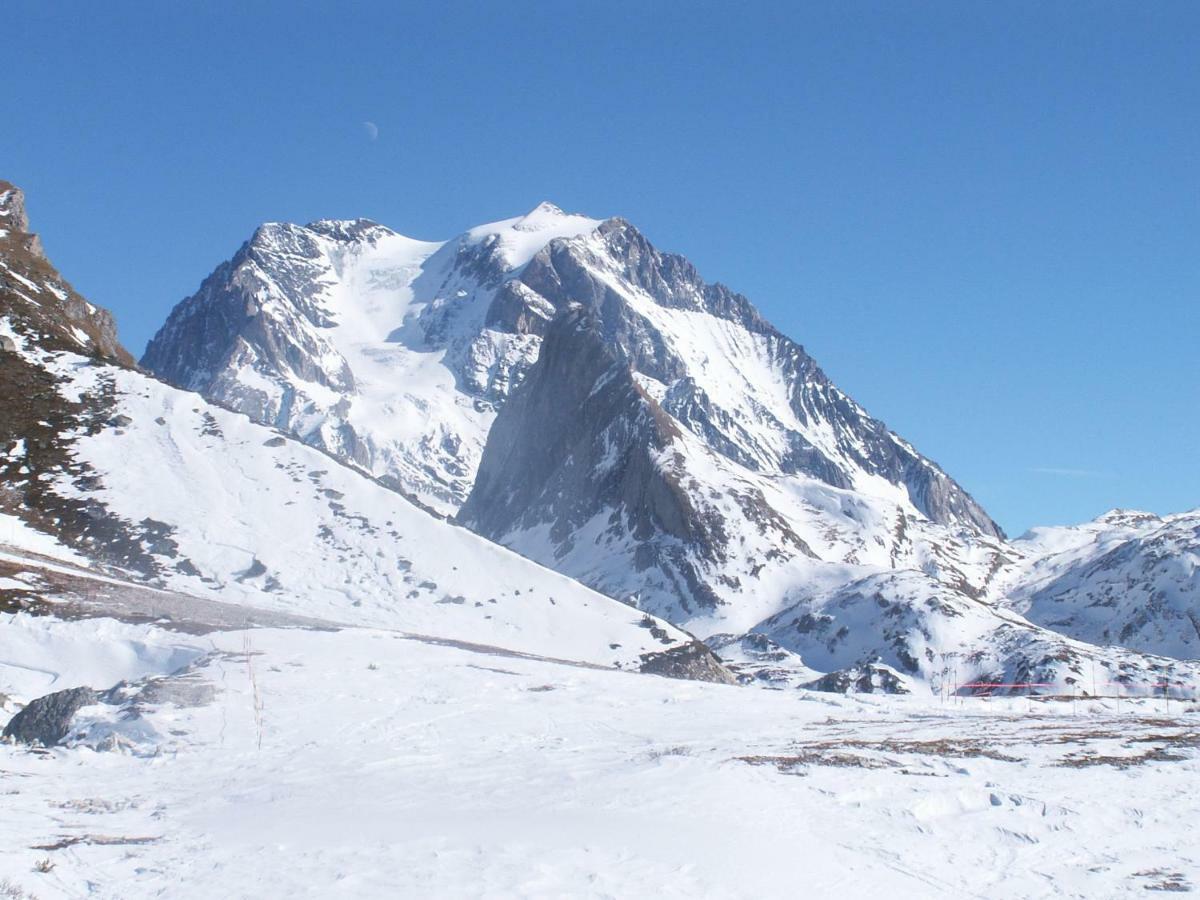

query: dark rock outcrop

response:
[639,641,739,685]
[460,306,753,614]
[2,686,98,746]
[804,664,911,695]
[0,180,132,365]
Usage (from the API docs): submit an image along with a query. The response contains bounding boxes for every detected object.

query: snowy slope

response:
[143,204,601,512]
[995,509,1200,659]
[4,345,713,670]
[4,617,1200,899]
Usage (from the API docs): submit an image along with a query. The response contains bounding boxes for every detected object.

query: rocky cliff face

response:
[457,219,1010,625]
[501,218,1002,538]
[459,306,816,621]
[0,181,131,365]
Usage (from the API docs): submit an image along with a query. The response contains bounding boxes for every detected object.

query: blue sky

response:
[3,2,1196,535]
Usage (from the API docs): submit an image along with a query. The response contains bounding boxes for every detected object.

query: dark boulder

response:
[2,686,98,746]
[804,663,910,695]
[639,641,738,685]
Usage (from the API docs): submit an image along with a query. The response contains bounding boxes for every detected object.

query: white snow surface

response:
[0,614,201,700]
[463,201,601,270]
[147,203,603,513]
[34,350,697,670]
[2,620,1198,898]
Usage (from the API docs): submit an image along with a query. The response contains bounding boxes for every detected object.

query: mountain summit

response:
[143,206,999,532]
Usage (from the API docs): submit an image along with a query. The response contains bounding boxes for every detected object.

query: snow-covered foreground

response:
[3,616,1198,899]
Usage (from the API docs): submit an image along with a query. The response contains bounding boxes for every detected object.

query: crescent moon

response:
[363,121,379,141]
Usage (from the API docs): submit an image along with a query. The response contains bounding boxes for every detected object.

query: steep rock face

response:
[460,235,1010,627]
[998,510,1200,659]
[509,220,1002,538]
[0,181,131,365]
[460,307,814,620]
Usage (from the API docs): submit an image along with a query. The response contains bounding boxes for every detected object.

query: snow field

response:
[2,620,1198,899]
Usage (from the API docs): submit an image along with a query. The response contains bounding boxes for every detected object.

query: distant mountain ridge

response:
[996,509,1200,659]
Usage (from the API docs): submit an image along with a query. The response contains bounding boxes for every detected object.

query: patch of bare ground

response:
[738,751,895,772]
[31,834,159,851]
[1056,731,1200,769]
[1133,868,1193,892]
[0,551,337,634]
[738,737,1023,773]
[737,720,1200,774]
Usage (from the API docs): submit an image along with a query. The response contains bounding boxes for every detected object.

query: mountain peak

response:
[304,218,390,242]
[463,203,601,271]
[0,181,31,233]
[0,179,131,364]
[0,180,43,259]
[522,200,567,219]
[1094,508,1161,528]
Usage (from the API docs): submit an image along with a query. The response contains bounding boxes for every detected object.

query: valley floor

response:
[2,616,1198,899]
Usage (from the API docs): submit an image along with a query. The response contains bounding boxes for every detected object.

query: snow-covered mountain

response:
[0,183,727,678]
[142,204,1001,536]
[995,509,1200,659]
[138,198,1200,688]
[142,204,602,513]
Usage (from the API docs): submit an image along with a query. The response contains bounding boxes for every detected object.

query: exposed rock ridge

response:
[0,179,132,365]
